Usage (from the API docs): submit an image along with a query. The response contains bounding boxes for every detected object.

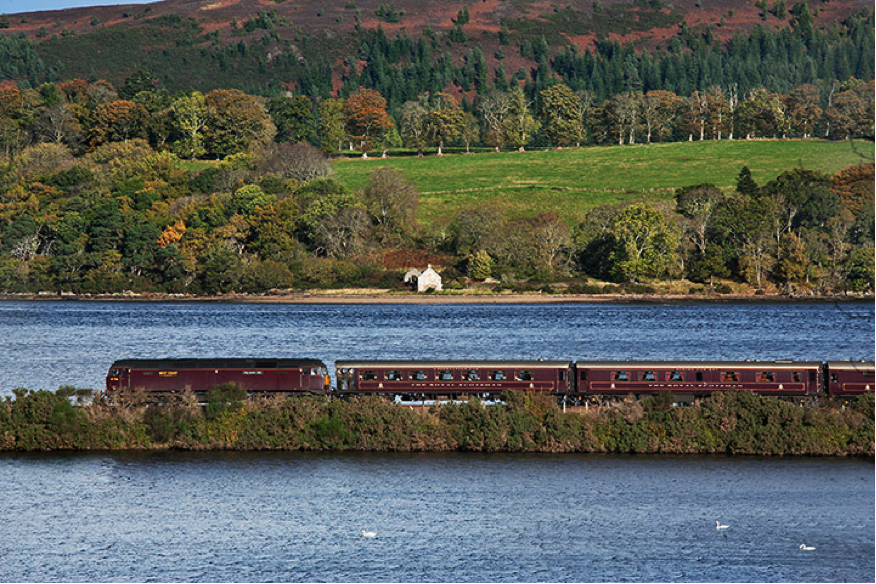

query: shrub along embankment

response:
[0,387,872,456]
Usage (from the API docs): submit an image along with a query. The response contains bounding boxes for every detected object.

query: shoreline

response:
[0,291,872,304]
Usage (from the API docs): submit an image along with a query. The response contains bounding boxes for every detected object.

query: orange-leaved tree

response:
[343,88,393,155]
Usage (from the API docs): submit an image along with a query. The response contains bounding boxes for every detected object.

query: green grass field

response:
[332,140,874,227]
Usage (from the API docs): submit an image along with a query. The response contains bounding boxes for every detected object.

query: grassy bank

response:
[332,140,874,226]
[1,388,872,456]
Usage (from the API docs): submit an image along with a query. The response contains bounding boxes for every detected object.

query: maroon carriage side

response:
[574,360,823,403]
[826,361,875,397]
[334,360,573,400]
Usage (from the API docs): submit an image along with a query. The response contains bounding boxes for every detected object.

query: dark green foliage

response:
[0,35,49,87]
[204,382,247,420]
[0,388,871,454]
[375,4,404,23]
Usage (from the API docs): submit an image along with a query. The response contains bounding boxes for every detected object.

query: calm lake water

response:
[0,300,873,393]
[0,300,873,582]
[0,452,872,583]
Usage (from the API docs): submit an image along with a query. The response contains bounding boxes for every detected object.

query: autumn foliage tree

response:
[88,100,148,149]
[203,89,275,158]
[343,88,393,155]
[424,92,465,156]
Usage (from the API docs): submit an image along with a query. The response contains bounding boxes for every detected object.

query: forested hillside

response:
[0,0,872,296]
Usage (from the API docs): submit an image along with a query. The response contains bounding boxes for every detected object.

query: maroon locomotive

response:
[574,360,824,403]
[335,360,573,400]
[105,358,330,401]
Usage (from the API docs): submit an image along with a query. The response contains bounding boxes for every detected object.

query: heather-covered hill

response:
[0,0,871,97]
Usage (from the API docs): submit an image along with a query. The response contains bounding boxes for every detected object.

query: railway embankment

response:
[0,388,872,456]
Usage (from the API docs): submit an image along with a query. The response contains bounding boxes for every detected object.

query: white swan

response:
[361,529,377,538]
[799,544,816,551]
[715,520,729,530]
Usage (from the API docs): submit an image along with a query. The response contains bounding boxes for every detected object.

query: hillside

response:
[0,0,871,98]
[333,139,874,226]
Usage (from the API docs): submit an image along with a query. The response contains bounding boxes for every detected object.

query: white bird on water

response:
[715,520,729,530]
[361,529,377,538]
[799,544,816,551]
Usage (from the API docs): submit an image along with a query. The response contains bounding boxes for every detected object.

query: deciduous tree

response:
[343,88,393,155]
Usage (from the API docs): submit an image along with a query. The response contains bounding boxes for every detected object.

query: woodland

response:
[0,1,872,296]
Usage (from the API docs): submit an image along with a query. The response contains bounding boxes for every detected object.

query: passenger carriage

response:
[825,361,875,398]
[574,360,824,404]
[334,360,573,400]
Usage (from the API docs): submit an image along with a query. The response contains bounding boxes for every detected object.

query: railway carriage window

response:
[462,370,479,380]
[385,370,403,381]
[579,371,588,381]
[559,370,566,381]
[667,371,684,381]
[830,373,838,382]
[758,372,775,382]
[516,370,532,381]
[412,370,426,381]
[792,372,801,382]
[722,372,739,382]
[642,371,657,381]
[613,371,629,381]
[865,371,875,378]
[438,370,453,381]
[361,371,378,381]
[490,370,505,380]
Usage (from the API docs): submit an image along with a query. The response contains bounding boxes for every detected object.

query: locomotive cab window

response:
[110,369,120,376]
[462,370,479,381]
[722,372,739,382]
[667,371,684,381]
[515,370,532,381]
[412,370,426,381]
[438,370,453,381]
[361,371,378,381]
[385,370,403,381]
[490,370,505,381]
[758,372,775,382]
[310,368,322,376]
[642,371,657,381]
[613,371,629,381]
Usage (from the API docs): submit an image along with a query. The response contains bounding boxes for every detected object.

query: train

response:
[104,358,874,404]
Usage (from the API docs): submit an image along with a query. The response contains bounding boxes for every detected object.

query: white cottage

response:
[404,265,442,292]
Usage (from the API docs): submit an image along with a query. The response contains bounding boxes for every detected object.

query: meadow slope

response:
[333,140,874,226]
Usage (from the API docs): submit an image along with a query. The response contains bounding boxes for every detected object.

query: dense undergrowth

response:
[0,387,871,456]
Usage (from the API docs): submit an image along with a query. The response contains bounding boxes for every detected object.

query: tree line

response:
[0,74,872,165]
